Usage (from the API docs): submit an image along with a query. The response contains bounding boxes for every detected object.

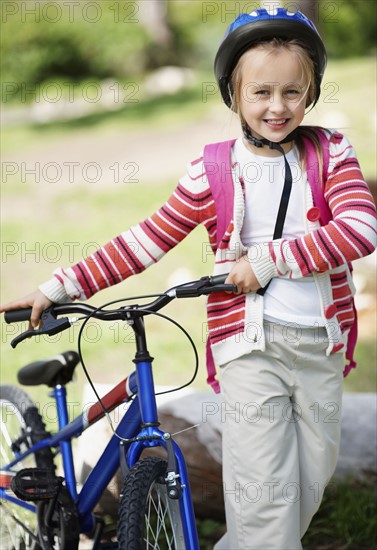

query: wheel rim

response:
[144,480,185,549]
[0,398,39,549]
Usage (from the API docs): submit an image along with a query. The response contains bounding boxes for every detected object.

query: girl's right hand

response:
[0,290,53,329]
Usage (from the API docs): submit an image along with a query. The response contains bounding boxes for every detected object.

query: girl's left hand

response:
[225,255,261,294]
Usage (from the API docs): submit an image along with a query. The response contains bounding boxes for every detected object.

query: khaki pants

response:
[214,322,343,550]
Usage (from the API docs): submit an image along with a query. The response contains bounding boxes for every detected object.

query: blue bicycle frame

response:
[1,321,200,548]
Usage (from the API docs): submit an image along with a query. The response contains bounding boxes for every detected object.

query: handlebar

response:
[4,274,237,348]
[4,308,34,323]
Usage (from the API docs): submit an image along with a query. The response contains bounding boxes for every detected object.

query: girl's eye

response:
[255,89,270,96]
[284,89,302,99]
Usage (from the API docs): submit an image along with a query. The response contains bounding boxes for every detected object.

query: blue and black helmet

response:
[214,7,327,108]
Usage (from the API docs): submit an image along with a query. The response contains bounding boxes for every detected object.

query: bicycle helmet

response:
[215,7,327,109]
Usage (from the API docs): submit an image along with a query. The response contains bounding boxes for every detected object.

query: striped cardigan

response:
[40,130,377,391]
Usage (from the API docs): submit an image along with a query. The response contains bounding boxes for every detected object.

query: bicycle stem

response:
[128,314,159,428]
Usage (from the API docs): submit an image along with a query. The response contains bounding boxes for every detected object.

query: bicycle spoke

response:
[1,500,39,546]
[143,485,177,549]
[1,387,57,550]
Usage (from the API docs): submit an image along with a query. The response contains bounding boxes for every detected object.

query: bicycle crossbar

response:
[83,371,138,427]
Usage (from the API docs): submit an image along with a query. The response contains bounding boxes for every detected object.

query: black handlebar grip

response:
[4,308,33,323]
[201,284,238,295]
[209,273,228,285]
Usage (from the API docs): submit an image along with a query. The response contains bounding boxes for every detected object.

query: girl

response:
[2,7,376,549]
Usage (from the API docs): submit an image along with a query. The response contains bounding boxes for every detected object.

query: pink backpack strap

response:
[344,301,358,376]
[203,139,236,392]
[304,129,357,376]
[206,340,220,393]
[203,140,237,246]
[302,129,332,225]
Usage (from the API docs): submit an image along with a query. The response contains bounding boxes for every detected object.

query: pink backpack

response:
[203,131,357,392]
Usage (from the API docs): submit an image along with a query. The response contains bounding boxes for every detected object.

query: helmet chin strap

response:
[242,123,297,151]
[241,123,295,297]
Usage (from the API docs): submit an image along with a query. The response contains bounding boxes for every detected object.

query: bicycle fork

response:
[125,315,200,549]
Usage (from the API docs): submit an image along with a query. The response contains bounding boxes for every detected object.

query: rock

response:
[148,410,224,520]
[335,393,377,480]
[157,392,225,520]
[75,387,376,524]
[160,391,377,482]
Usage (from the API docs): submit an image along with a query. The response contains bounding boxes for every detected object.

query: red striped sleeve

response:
[288,138,377,276]
[64,166,216,298]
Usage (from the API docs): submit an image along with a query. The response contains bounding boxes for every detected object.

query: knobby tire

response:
[117,456,187,549]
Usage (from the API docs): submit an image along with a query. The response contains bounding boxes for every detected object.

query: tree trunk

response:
[138,0,172,47]
[137,0,177,68]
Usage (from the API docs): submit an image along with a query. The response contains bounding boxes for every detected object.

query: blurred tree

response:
[138,0,177,68]
[138,0,172,47]
[294,0,319,23]
[1,0,149,101]
[1,0,375,103]
[318,0,376,58]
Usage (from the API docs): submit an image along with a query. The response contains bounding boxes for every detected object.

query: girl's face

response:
[238,47,309,145]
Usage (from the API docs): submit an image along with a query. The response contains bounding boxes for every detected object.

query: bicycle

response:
[0,274,235,550]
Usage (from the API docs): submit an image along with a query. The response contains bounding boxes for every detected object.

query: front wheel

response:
[117,456,187,549]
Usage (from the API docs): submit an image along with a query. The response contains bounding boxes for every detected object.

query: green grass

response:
[302,476,377,549]
[344,339,377,393]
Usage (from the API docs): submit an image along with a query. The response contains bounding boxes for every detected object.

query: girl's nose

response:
[269,92,286,114]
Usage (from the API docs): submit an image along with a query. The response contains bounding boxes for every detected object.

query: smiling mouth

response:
[264,119,288,125]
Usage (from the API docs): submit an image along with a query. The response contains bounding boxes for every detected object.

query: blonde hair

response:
[230,38,324,171]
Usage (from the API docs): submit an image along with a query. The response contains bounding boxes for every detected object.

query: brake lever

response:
[10,308,72,349]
